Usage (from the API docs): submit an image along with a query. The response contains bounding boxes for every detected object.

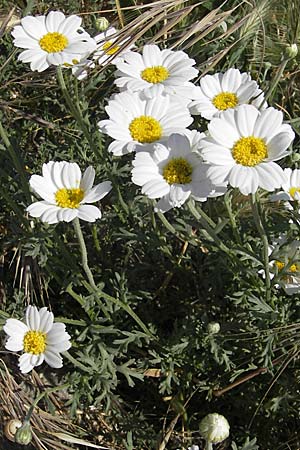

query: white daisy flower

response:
[200,105,295,195]
[114,44,198,101]
[93,27,133,66]
[11,11,96,72]
[4,305,71,374]
[27,161,112,224]
[132,133,227,213]
[267,238,300,295]
[98,91,193,156]
[270,168,300,205]
[190,68,266,120]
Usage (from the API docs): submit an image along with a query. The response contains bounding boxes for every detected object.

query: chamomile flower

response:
[190,68,266,120]
[114,44,198,100]
[132,133,227,213]
[270,168,300,206]
[200,105,295,195]
[12,11,96,72]
[268,238,300,295]
[4,305,71,374]
[27,161,112,224]
[93,27,133,66]
[98,91,193,156]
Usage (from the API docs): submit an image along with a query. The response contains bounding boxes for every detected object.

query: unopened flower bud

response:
[14,421,32,446]
[4,419,22,442]
[95,17,109,32]
[207,322,220,334]
[199,413,230,444]
[285,43,298,59]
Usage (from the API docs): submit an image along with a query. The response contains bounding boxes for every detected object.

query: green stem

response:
[0,119,31,202]
[251,194,271,303]
[56,66,97,155]
[156,211,177,235]
[24,384,69,423]
[73,218,153,337]
[73,217,98,291]
[188,200,231,255]
[224,190,242,244]
[261,58,289,107]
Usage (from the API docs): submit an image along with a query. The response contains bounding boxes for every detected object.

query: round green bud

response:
[96,17,109,32]
[14,421,32,446]
[207,322,220,334]
[285,44,298,59]
[199,413,230,444]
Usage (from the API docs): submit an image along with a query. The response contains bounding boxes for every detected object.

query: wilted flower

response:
[4,305,71,373]
[11,11,96,72]
[268,238,300,295]
[27,161,112,224]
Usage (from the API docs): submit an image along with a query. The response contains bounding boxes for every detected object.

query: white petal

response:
[80,166,95,192]
[26,305,40,330]
[61,162,81,188]
[221,68,241,92]
[267,131,294,160]
[83,181,112,203]
[254,107,283,140]
[77,205,101,222]
[5,337,24,352]
[4,319,28,338]
[229,165,259,195]
[18,353,34,374]
[46,11,66,32]
[29,353,44,367]
[21,16,46,40]
[236,104,259,136]
[58,15,82,35]
[38,307,54,333]
[44,350,63,368]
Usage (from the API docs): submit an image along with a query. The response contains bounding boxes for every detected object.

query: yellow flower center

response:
[212,92,238,110]
[275,260,298,272]
[55,188,84,208]
[141,66,170,84]
[129,115,162,143]
[289,187,300,199]
[232,136,268,166]
[163,157,193,185]
[23,330,46,355]
[39,32,68,53]
[102,41,120,55]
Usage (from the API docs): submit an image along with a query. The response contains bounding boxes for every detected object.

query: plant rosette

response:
[131,133,227,212]
[12,11,96,72]
[200,105,295,195]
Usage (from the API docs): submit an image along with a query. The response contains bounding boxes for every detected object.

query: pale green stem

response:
[260,58,289,108]
[72,218,154,337]
[56,66,97,155]
[24,384,69,423]
[224,191,242,245]
[187,200,232,255]
[205,442,213,450]
[0,119,31,202]
[73,217,98,291]
[251,194,271,303]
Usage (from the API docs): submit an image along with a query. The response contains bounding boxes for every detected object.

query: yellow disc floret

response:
[275,260,298,272]
[102,41,120,55]
[212,92,238,110]
[39,32,68,53]
[55,188,84,208]
[163,157,193,185]
[141,66,170,84]
[129,116,162,143]
[23,330,46,355]
[232,136,268,166]
[289,187,300,199]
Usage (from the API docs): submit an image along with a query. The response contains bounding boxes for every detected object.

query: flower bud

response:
[207,322,220,334]
[95,17,109,32]
[285,43,298,59]
[4,419,22,442]
[14,421,32,446]
[199,413,230,444]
